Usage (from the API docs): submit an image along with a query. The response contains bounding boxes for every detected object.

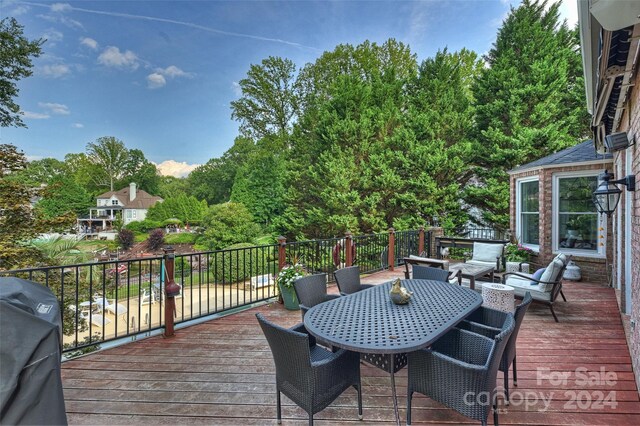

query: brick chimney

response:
[129,182,136,201]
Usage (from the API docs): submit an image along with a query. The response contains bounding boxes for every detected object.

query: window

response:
[112,199,118,205]
[554,173,603,256]
[126,210,132,219]
[132,210,137,219]
[516,178,539,248]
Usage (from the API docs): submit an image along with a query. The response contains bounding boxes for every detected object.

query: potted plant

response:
[277,262,305,310]
[504,242,533,273]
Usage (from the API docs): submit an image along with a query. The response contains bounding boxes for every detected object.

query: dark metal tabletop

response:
[303,279,482,354]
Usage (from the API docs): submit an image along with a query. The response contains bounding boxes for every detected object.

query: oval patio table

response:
[304,279,482,425]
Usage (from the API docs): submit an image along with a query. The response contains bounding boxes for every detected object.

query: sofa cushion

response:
[467,259,498,271]
[539,259,564,291]
[505,276,552,301]
[472,242,504,264]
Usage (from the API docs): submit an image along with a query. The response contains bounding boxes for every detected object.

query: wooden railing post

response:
[345,231,353,267]
[277,236,287,271]
[163,246,180,338]
[277,236,286,304]
[418,226,425,255]
[388,228,395,271]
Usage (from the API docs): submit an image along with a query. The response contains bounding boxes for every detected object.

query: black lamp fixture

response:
[592,170,636,216]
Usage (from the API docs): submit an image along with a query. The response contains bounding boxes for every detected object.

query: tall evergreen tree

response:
[468,0,590,229]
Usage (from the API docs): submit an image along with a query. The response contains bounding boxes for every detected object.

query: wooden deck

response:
[61,270,640,425]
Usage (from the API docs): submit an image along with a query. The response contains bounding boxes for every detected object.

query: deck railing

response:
[1,227,432,354]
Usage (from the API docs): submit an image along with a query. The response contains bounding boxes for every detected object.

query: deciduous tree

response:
[198,202,261,250]
[0,17,43,128]
[231,56,298,140]
[86,136,130,191]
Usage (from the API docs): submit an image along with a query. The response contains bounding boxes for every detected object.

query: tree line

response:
[1,0,590,269]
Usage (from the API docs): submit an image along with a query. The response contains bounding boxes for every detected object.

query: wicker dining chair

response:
[411,265,461,283]
[407,314,515,426]
[256,313,362,426]
[456,292,533,405]
[293,274,340,319]
[333,266,374,295]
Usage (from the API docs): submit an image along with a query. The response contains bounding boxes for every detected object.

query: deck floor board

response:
[62,271,639,425]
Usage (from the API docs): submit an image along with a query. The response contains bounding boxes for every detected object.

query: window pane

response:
[558,213,598,250]
[521,213,539,245]
[558,177,597,212]
[521,181,539,212]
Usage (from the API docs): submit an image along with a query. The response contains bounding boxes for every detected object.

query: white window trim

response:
[515,176,540,252]
[552,170,606,258]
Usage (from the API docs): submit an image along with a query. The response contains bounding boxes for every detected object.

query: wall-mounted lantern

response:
[592,170,636,216]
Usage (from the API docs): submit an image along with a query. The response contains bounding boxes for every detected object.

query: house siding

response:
[510,163,613,283]
[613,63,640,391]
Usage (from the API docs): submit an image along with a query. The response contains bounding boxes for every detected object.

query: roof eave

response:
[578,0,600,116]
[507,158,614,175]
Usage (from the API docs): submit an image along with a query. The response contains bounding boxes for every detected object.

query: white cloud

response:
[72,123,84,128]
[42,28,64,45]
[37,12,84,30]
[155,160,200,178]
[39,63,71,78]
[232,81,242,96]
[147,73,166,89]
[38,102,70,115]
[147,66,192,89]
[11,5,30,16]
[51,3,72,13]
[80,37,98,49]
[98,46,139,70]
[157,65,191,78]
[23,111,50,120]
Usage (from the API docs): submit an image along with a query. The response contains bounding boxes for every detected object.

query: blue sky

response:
[1,0,577,176]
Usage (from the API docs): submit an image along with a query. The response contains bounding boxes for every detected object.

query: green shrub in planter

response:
[212,243,267,284]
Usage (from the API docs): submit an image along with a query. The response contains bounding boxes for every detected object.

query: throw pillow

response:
[530,268,546,286]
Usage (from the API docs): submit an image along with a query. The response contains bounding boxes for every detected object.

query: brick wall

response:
[614,63,640,391]
[510,163,613,282]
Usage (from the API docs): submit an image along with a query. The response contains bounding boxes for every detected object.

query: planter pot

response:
[278,283,300,310]
[563,261,581,281]
[506,261,530,274]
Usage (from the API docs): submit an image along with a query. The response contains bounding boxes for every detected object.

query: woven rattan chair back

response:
[293,274,329,309]
[412,265,451,282]
[256,313,311,376]
[333,266,362,294]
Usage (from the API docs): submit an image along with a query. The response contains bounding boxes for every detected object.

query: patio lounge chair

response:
[256,313,362,426]
[466,242,506,272]
[457,292,533,404]
[293,274,340,319]
[500,254,570,322]
[333,266,374,295]
[407,314,515,426]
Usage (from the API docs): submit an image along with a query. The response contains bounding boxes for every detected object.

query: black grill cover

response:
[0,277,68,425]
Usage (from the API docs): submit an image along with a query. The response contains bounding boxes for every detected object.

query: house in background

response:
[508,140,613,283]
[578,0,639,392]
[77,183,163,235]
